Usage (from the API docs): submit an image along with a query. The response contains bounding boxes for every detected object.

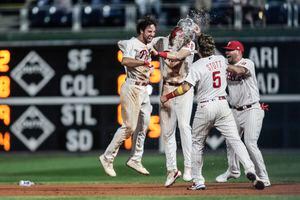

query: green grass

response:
[0,150,300,184]
[0,150,299,199]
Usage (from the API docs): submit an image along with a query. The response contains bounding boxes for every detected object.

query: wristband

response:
[144,60,150,66]
[177,86,184,95]
[158,51,168,59]
[165,92,176,100]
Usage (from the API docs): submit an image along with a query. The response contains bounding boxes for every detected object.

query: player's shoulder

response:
[122,37,140,44]
[214,54,226,61]
[190,57,206,70]
[240,58,254,65]
[238,58,255,69]
[150,36,168,48]
[118,37,133,46]
[205,55,226,63]
[118,37,139,53]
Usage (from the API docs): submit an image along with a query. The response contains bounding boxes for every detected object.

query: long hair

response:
[197,33,215,57]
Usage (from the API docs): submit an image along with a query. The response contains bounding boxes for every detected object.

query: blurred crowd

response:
[0,0,299,30]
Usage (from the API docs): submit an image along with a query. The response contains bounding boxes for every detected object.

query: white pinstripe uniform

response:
[153,37,195,174]
[226,58,270,183]
[102,37,153,163]
[185,55,257,185]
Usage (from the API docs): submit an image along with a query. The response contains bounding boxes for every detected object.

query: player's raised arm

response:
[154,26,196,61]
[160,81,192,104]
[157,48,192,61]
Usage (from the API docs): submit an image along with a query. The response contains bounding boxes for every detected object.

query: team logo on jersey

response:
[10,51,55,96]
[138,49,149,60]
[10,106,55,151]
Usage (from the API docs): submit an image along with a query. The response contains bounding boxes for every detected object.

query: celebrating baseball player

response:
[160,33,265,190]
[152,18,201,62]
[215,41,271,187]
[99,16,157,177]
[151,22,197,187]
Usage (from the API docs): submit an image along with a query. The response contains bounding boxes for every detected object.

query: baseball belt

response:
[232,102,258,111]
[199,96,226,104]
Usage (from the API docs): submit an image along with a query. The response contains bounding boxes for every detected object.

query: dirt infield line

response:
[0,183,299,196]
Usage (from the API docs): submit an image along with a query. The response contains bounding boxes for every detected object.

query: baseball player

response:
[99,16,157,177]
[215,41,271,187]
[152,18,201,62]
[151,25,197,187]
[160,34,265,190]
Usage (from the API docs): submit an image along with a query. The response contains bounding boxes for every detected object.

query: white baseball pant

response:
[225,103,269,181]
[191,100,256,184]
[103,81,152,162]
[160,84,193,171]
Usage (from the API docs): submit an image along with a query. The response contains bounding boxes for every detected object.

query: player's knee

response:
[245,140,258,151]
[125,125,136,136]
[178,124,191,133]
[125,133,132,139]
[124,129,134,139]
[163,131,172,140]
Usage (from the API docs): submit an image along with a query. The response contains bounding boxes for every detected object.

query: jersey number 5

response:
[212,71,221,88]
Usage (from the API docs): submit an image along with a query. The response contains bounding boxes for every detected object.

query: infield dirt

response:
[0,182,299,196]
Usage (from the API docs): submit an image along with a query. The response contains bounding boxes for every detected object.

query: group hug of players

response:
[99,15,270,190]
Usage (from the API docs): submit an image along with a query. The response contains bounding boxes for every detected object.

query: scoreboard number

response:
[0,49,11,151]
[0,50,10,72]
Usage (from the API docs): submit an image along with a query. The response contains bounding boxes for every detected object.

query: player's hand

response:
[143,60,152,68]
[193,24,201,36]
[150,46,158,56]
[260,103,269,111]
[160,95,168,104]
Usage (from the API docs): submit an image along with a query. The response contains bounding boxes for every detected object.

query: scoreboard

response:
[1,39,300,151]
[0,44,161,152]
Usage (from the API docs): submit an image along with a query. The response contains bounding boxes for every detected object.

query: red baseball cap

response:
[223,41,244,52]
[170,26,183,39]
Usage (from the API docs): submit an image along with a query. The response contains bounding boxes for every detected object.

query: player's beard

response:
[227,56,233,64]
[145,35,153,44]
[226,55,236,64]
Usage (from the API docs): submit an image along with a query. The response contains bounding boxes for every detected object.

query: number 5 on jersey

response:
[213,71,221,88]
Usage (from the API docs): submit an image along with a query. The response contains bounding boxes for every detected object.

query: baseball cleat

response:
[215,170,240,183]
[126,159,150,175]
[164,170,182,187]
[262,180,271,187]
[183,167,192,182]
[187,182,206,190]
[246,172,265,190]
[99,155,116,177]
